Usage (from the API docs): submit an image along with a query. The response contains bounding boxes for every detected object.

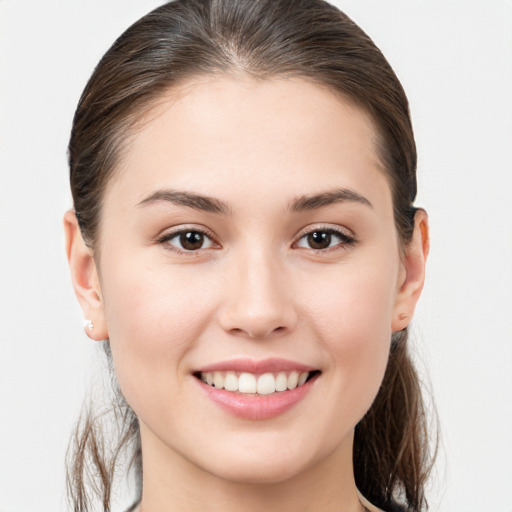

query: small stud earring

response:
[83,319,94,330]
[399,313,408,321]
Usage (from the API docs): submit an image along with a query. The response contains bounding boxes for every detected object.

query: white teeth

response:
[238,372,257,393]
[223,371,238,391]
[257,373,276,395]
[199,370,315,394]
[287,371,299,390]
[275,372,288,392]
[213,371,224,389]
[297,372,308,387]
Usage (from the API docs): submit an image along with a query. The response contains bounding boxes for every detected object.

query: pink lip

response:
[194,365,320,421]
[194,357,315,374]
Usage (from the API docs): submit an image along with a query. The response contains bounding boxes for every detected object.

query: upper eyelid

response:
[154,229,218,256]
[295,224,355,240]
[156,227,220,256]
[292,225,357,252]
[157,224,217,242]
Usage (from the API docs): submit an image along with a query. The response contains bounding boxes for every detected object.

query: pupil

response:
[180,231,204,250]
[308,231,331,249]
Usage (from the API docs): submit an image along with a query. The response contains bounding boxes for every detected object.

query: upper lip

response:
[194,358,316,374]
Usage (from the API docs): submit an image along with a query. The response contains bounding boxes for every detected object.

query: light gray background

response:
[1,1,511,511]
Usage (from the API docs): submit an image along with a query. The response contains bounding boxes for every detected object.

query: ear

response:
[63,210,108,341]
[391,209,430,332]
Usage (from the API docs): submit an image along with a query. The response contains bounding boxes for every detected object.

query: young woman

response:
[64,1,433,511]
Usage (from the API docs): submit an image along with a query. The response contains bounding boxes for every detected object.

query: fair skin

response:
[65,76,428,512]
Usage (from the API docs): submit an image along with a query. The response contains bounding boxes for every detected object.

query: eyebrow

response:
[137,187,372,215]
[137,190,231,215]
[289,188,373,212]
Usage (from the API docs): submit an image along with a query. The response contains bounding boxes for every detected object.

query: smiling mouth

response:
[194,370,321,395]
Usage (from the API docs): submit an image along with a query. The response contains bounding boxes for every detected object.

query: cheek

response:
[307,254,397,340]
[303,255,398,411]
[99,257,220,403]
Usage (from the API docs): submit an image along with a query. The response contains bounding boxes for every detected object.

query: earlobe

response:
[63,210,108,341]
[391,209,429,332]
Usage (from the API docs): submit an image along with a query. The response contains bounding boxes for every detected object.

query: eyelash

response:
[156,225,356,255]
[156,227,219,255]
[294,226,357,252]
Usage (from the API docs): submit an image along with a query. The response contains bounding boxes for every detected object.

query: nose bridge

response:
[219,240,297,338]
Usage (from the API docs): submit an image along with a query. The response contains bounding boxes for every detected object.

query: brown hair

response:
[67,0,435,510]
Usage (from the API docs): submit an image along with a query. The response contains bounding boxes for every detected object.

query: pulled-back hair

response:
[67,1,435,510]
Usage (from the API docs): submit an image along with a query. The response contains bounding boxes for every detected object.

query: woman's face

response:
[90,77,411,483]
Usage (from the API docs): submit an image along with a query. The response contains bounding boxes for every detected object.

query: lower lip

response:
[195,375,318,420]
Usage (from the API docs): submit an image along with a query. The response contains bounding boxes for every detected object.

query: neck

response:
[139,425,365,512]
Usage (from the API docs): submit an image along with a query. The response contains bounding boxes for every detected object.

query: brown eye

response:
[307,231,332,250]
[163,229,215,252]
[296,228,355,251]
[180,231,205,250]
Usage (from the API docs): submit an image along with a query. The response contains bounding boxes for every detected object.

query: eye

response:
[159,229,217,253]
[295,228,355,251]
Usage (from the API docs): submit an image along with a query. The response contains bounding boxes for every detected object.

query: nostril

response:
[247,325,287,339]
[227,325,287,339]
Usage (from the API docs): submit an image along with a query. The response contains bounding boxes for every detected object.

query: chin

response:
[205,456,309,485]
[189,432,338,486]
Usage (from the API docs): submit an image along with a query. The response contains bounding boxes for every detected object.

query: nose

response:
[218,247,298,339]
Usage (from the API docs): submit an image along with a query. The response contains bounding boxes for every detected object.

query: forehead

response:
[106,76,391,214]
